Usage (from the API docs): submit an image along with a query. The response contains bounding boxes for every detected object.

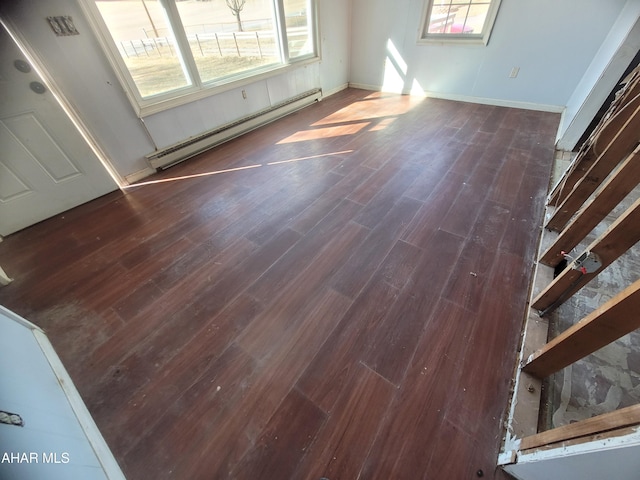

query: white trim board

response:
[348,82,565,113]
[503,428,640,480]
[125,167,156,184]
[321,83,349,99]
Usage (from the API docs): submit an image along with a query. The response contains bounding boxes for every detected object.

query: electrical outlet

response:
[509,67,520,78]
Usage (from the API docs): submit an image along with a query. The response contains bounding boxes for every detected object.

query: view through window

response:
[93,0,315,102]
[421,0,501,43]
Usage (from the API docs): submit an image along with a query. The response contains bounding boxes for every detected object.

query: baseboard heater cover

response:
[147,88,322,170]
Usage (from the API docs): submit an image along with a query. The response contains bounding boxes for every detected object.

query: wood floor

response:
[0,88,560,479]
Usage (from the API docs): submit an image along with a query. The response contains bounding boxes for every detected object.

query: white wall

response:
[557,0,640,150]
[350,0,629,111]
[1,0,349,181]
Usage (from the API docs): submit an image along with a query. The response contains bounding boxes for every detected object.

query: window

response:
[83,0,318,115]
[419,0,501,45]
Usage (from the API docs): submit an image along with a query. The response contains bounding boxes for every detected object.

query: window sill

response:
[417,36,488,46]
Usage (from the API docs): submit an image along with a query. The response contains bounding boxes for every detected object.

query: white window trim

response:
[417,0,502,46]
[79,0,320,118]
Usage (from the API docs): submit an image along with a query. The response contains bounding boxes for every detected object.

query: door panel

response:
[4,113,84,182]
[0,25,117,236]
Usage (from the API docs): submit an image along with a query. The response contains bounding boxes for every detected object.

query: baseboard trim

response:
[146,88,322,170]
[347,83,565,113]
[321,83,349,98]
[426,91,565,113]
[124,167,156,185]
[348,82,382,92]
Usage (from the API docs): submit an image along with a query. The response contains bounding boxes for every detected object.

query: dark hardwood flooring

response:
[0,88,559,479]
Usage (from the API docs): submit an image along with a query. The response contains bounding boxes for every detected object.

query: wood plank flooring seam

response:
[0,89,561,480]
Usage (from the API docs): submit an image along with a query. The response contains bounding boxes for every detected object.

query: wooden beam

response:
[548,71,640,206]
[532,196,640,314]
[545,95,640,232]
[524,279,640,378]
[540,145,640,267]
[519,403,640,451]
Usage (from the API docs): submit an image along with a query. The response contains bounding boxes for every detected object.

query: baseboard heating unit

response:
[146,88,323,170]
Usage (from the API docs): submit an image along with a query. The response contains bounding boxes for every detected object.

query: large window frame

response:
[80,0,319,117]
[418,0,502,46]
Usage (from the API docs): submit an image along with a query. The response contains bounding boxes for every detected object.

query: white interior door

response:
[0,25,117,236]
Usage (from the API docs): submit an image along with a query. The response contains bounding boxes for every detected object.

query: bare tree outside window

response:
[226,0,246,32]
[91,0,316,105]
